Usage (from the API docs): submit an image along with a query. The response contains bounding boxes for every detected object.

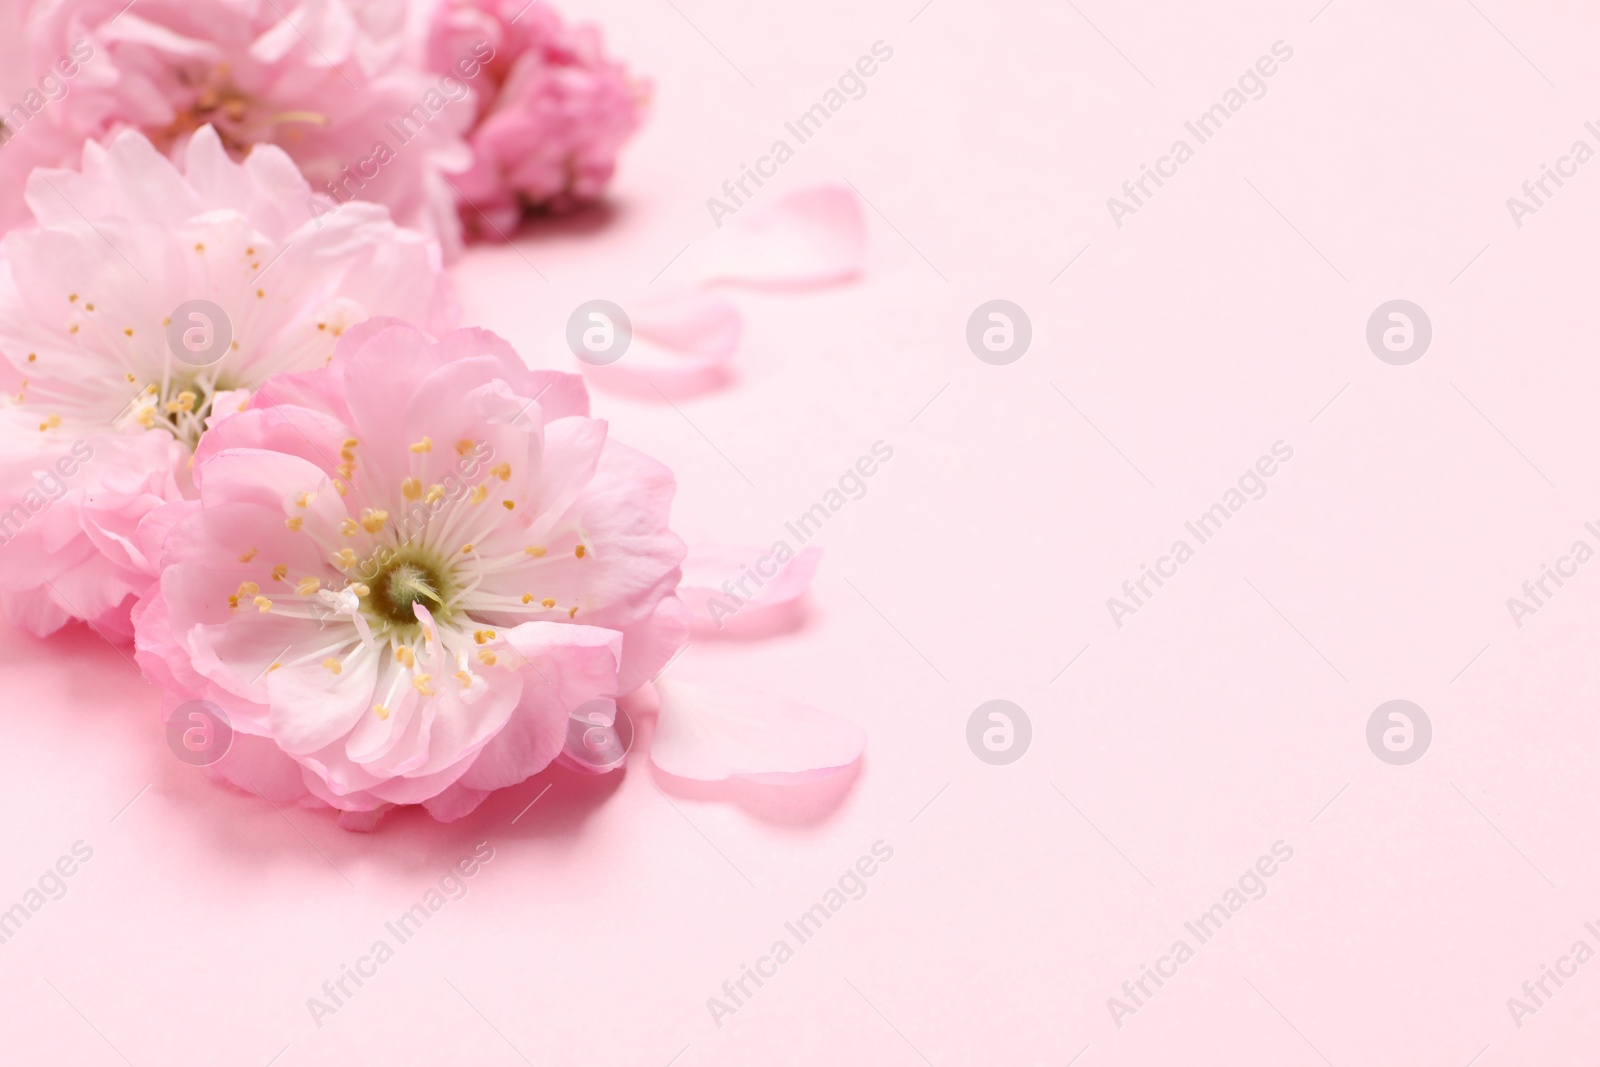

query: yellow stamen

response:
[296,577,320,596]
[409,436,432,454]
[322,657,342,675]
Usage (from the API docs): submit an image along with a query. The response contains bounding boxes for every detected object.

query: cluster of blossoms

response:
[428,0,648,236]
[0,0,868,830]
[0,3,867,830]
[0,0,647,253]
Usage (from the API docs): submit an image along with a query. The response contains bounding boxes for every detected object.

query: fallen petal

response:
[701,184,866,289]
[651,678,865,782]
[680,544,821,634]
[580,292,741,399]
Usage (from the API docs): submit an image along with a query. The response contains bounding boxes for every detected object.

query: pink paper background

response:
[5,0,1600,1062]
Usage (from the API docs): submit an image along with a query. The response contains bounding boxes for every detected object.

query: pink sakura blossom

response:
[0,5,90,232]
[426,0,647,237]
[11,0,473,252]
[0,125,453,637]
[133,320,690,824]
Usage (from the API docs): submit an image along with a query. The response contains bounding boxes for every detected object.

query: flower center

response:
[149,374,228,449]
[366,556,452,630]
[158,65,330,158]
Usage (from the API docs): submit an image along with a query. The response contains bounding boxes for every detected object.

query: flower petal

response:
[458,621,622,791]
[680,544,821,634]
[581,292,741,400]
[701,185,866,289]
[651,678,865,782]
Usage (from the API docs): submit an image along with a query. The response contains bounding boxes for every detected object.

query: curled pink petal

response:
[651,678,865,783]
[702,184,867,289]
[580,292,741,400]
[680,544,821,635]
[633,293,743,357]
